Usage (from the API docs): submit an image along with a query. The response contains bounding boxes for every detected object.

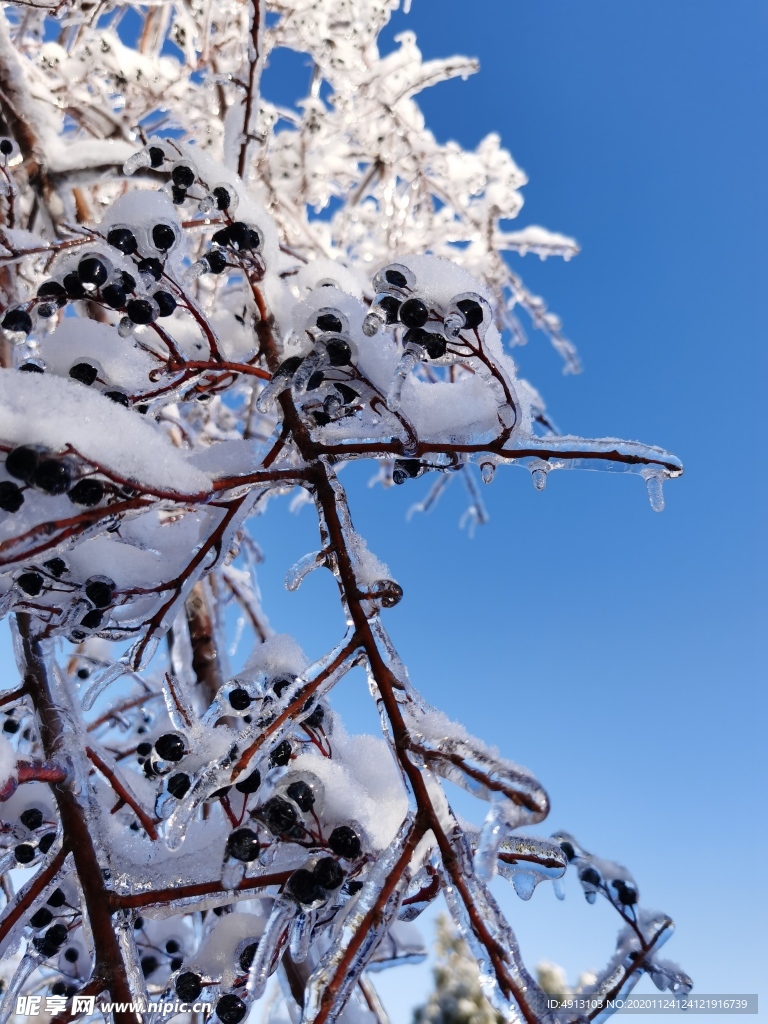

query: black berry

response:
[238,942,256,974]
[307,370,324,390]
[64,946,79,963]
[171,185,187,205]
[80,609,103,630]
[35,925,69,958]
[153,290,177,317]
[226,828,260,862]
[20,808,43,831]
[287,868,325,905]
[378,294,401,323]
[206,250,227,274]
[286,780,314,812]
[314,856,344,890]
[393,459,421,485]
[101,283,126,309]
[137,257,163,281]
[399,297,429,328]
[148,146,165,168]
[78,256,108,287]
[17,572,44,596]
[228,688,251,711]
[6,446,41,483]
[328,825,361,859]
[167,773,191,799]
[272,675,295,698]
[262,796,297,834]
[166,939,180,954]
[385,268,408,289]
[2,309,32,334]
[32,458,73,495]
[136,742,152,756]
[69,362,99,385]
[0,139,13,156]
[155,733,186,761]
[326,339,351,366]
[423,333,447,359]
[170,956,184,971]
[172,164,195,189]
[152,223,176,251]
[62,272,86,299]
[104,390,130,406]
[20,361,45,371]
[457,298,484,329]
[38,832,56,854]
[106,227,138,255]
[269,740,291,767]
[15,843,36,863]
[38,281,68,306]
[216,994,247,1024]
[126,297,156,324]
[30,907,53,928]
[302,705,325,730]
[212,186,232,210]
[122,271,137,292]
[0,481,23,512]
[234,768,261,795]
[176,972,202,1002]
[47,888,66,907]
[560,841,576,862]
[68,478,104,507]
[44,557,67,578]
[85,577,115,608]
[141,955,159,977]
[580,867,601,887]
[316,312,343,333]
[3,719,19,733]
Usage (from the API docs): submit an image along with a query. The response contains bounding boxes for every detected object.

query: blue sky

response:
[2,1,764,1020]
[253,1,767,1018]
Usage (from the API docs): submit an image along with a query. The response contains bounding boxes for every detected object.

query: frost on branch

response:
[0,0,686,1022]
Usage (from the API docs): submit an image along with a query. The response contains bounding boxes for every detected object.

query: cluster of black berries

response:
[1,444,112,514]
[12,805,58,866]
[192,219,262,278]
[26,887,70,962]
[141,731,187,778]
[10,558,116,637]
[362,264,487,361]
[1,242,177,338]
[175,966,247,1024]
[132,141,235,215]
[134,921,186,981]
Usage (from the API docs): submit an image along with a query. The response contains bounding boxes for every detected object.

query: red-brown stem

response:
[17,614,138,1024]
[0,843,68,946]
[111,870,292,911]
[85,746,158,840]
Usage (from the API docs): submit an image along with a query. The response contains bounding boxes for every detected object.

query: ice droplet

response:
[511,871,537,901]
[529,459,550,491]
[644,470,665,512]
[480,461,496,484]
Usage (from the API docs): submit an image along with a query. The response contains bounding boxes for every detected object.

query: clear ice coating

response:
[0,2,686,1023]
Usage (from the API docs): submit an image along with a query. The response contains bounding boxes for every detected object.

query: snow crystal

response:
[0,732,16,789]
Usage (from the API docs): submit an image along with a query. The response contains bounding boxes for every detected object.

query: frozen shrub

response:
[0,1,688,1022]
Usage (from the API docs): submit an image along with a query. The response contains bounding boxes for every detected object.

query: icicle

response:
[122,149,152,175]
[643,469,665,511]
[387,343,422,412]
[292,347,323,395]
[0,950,45,1020]
[246,899,296,1000]
[474,797,508,882]
[286,552,327,593]
[288,910,316,963]
[256,361,300,413]
[362,308,384,336]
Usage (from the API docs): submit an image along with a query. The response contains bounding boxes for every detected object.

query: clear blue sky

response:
[253,1,767,1018]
